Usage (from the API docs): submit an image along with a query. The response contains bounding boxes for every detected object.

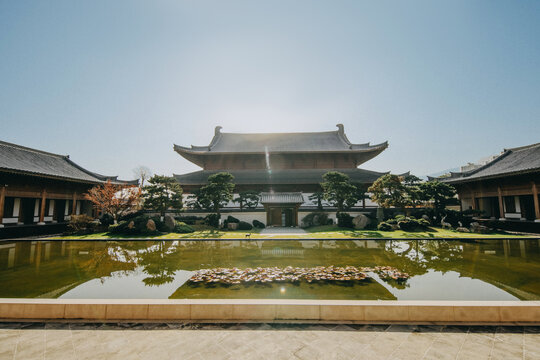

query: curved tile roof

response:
[174,124,388,154]
[260,192,304,204]
[0,140,135,184]
[444,142,540,183]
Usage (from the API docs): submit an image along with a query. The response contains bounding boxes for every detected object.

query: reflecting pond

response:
[0,239,539,300]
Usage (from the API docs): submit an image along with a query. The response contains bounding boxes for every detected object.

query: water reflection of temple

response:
[0,239,539,299]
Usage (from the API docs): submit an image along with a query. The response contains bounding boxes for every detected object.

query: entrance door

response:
[55,200,66,222]
[270,208,281,226]
[21,198,36,225]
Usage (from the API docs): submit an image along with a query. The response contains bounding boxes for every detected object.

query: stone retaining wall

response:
[1,299,539,324]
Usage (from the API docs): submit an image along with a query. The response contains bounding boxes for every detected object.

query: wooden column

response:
[72,192,77,216]
[471,191,476,210]
[532,182,540,221]
[497,186,505,219]
[0,186,5,227]
[38,190,47,225]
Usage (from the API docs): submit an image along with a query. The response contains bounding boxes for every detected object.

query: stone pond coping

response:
[0,299,539,324]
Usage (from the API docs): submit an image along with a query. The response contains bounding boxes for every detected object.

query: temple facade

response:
[0,140,135,236]
[174,124,389,226]
[442,143,540,225]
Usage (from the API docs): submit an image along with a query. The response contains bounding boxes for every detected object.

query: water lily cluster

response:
[188,266,409,285]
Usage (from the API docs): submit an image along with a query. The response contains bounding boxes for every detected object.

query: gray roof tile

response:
[444,143,540,183]
[260,192,304,204]
[0,140,131,184]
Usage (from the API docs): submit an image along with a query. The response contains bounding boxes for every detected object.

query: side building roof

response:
[0,140,137,185]
[174,168,387,187]
[442,142,540,184]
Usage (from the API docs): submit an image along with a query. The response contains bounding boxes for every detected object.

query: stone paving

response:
[0,322,539,360]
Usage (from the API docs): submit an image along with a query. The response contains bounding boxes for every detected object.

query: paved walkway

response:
[0,322,538,360]
[260,227,307,235]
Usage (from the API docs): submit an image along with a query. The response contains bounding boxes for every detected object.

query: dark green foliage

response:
[67,215,96,234]
[174,221,195,233]
[368,174,408,209]
[378,215,431,232]
[377,222,393,231]
[226,215,240,223]
[308,191,324,210]
[233,191,260,210]
[174,215,203,225]
[205,213,220,228]
[150,216,167,232]
[301,212,329,227]
[237,221,253,230]
[223,215,240,228]
[321,172,359,213]
[252,220,265,228]
[397,219,417,231]
[142,175,183,216]
[119,210,145,221]
[419,181,458,211]
[337,212,354,228]
[99,213,114,226]
[198,172,235,217]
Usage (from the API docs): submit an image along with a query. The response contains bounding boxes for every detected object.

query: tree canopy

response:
[321,171,358,213]
[419,180,458,211]
[233,190,260,210]
[84,180,141,222]
[368,174,408,209]
[142,175,183,217]
[198,172,235,217]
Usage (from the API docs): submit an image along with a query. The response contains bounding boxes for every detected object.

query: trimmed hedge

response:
[174,221,195,233]
[238,221,253,230]
[252,220,265,228]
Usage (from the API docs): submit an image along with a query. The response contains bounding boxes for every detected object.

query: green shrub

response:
[386,219,398,225]
[107,215,160,235]
[67,215,96,234]
[417,218,430,228]
[175,215,203,225]
[252,220,265,228]
[99,213,114,226]
[174,221,195,233]
[397,219,416,231]
[337,213,354,228]
[302,212,329,227]
[238,221,253,230]
[377,222,393,231]
[205,214,220,228]
[108,220,128,234]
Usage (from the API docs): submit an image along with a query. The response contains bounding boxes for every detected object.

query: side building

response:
[441,142,540,229]
[0,140,136,236]
[173,124,389,226]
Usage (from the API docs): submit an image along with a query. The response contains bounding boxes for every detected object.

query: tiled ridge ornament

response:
[0,299,539,324]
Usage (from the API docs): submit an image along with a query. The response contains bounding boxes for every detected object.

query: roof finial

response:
[336,124,344,134]
[215,126,222,136]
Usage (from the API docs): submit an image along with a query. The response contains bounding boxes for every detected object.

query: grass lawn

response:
[49,225,534,240]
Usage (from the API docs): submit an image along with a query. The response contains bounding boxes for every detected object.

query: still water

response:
[0,239,539,300]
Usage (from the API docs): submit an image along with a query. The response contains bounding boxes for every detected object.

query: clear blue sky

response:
[1,1,539,180]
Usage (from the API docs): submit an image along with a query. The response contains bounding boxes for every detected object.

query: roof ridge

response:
[0,140,68,158]
[459,150,512,178]
[504,142,540,152]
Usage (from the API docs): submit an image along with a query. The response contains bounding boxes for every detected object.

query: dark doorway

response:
[282,208,293,226]
[55,200,66,222]
[20,198,36,225]
[520,195,536,220]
